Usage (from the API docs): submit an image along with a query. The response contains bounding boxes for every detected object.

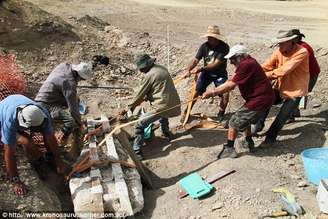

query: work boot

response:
[262,135,276,145]
[251,122,264,136]
[217,144,238,159]
[134,150,144,161]
[216,111,225,122]
[240,138,256,153]
[161,131,174,142]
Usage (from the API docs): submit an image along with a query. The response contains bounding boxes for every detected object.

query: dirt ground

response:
[1,0,328,218]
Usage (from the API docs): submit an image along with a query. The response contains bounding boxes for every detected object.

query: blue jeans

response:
[133,112,169,152]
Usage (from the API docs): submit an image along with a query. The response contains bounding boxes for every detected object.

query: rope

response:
[99,96,201,147]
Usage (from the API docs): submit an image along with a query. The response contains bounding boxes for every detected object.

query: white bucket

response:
[317,179,328,213]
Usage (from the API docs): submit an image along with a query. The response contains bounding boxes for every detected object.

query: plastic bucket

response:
[301,148,328,185]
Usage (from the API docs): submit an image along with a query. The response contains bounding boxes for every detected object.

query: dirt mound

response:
[0,0,79,50]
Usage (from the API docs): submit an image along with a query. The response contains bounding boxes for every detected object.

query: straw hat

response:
[202,25,223,41]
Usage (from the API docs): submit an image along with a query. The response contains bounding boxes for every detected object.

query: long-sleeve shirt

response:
[35,63,81,125]
[262,45,309,98]
[128,64,181,118]
[299,41,320,78]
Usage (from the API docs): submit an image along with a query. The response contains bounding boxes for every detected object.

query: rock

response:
[297,180,308,187]
[243,196,251,203]
[291,175,302,180]
[211,202,224,211]
[189,216,196,219]
[120,66,126,73]
[17,204,28,210]
[313,102,321,108]
[286,160,295,166]
[48,56,57,61]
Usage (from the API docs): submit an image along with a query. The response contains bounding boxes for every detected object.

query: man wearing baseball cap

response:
[202,45,274,158]
[119,53,181,160]
[252,30,309,144]
[0,94,64,196]
[35,62,93,159]
[182,25,230,123]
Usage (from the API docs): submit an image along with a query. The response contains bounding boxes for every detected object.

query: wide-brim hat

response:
[290,29,305,38]
[201,25,223,41]
[271,30,298,45]
[135,54,156,70]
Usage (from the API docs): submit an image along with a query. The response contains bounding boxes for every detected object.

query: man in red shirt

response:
[202,45,274,159]
[288,29,320,122]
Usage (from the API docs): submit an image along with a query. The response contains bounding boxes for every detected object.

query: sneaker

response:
[263,136,276,145]
[134,150,144,161]
[286,117,295,124]
[217,145,238,159]
[241,139,256,153]
[251,122,264,135]
[216,111,225,122]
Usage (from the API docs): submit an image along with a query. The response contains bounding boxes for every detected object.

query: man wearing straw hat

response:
[119,53,180,160]
[252,30,309,144]
[182,25,230,122]
[202,45,274,158]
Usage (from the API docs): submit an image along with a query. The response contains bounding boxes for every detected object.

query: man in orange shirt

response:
[252,30,309,144]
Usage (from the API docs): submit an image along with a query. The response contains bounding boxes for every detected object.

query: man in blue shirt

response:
[0,94,64,196]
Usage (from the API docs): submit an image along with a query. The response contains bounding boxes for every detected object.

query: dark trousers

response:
[257,96,301,140]
[133,112,169,152]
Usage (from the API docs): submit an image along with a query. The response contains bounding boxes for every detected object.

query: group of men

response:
[119,25,320,160]
[1,60,93,196]
[0,25,320,196]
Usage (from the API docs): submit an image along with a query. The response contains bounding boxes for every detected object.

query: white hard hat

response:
[224,44,248,59]
[17,105,47,128]
[72,62,93,80]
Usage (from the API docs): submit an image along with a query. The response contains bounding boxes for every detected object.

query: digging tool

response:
[182,74,198,126]
[178,169,236,199]
[258,210,288,219]
[77,85,132,90]
[272,187,303,217]
[99,96,201,147]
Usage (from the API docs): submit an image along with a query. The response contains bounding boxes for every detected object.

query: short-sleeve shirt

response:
[0,94,53,146]
[232,56,275,111]
[195,41,230,77]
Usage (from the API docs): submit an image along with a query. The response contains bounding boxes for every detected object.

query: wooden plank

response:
[113,129,154,189]
[103,118,134,216]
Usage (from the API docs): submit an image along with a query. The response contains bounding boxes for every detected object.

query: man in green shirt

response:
[120,54,181,160]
